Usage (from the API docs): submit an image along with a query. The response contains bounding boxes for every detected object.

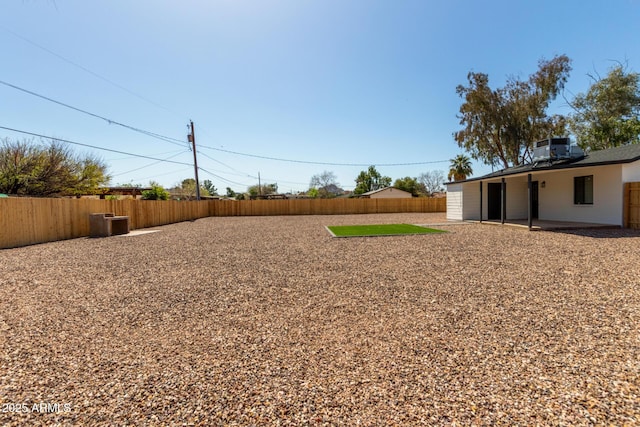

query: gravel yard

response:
[1,212,639,426]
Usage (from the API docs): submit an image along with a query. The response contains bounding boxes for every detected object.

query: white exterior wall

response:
[462,182,481,220]
[622,161,640,182]
[446,183,463,220]
[540,165,623,225]
[450,161,635,226]
[506,178,528,219]
[446,182,481,221]
[479,182,490,220]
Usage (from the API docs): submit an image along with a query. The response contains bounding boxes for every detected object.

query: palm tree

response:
[448,154,473,181]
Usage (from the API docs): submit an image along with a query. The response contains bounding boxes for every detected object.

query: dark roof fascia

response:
[448,154,640,185]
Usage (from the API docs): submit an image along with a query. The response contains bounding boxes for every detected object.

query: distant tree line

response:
[304,166,447,198]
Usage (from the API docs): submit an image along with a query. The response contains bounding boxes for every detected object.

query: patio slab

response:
[477,219,621,230]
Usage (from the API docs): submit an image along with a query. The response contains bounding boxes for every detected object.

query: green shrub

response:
[142,183,169,200]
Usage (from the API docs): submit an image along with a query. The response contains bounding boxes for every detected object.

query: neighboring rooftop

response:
[360,187,412,196]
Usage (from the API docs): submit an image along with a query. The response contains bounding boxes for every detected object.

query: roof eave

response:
[446,156,640,185]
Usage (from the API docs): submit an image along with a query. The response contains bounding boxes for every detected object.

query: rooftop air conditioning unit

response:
[569,144,585,158]
[532,137,570,162]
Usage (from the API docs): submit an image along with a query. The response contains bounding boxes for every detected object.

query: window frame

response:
[574,175,594,205]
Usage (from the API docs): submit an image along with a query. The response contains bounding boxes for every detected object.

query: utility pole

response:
[258,172,261,196]
[188,120,201,201]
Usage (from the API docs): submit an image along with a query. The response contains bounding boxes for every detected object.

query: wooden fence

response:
[624,182,640,230]
[0,197,446,249]
[209,197,445,216]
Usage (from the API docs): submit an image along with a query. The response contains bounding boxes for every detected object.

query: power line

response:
[107,148,187,161]
[111,150,191,177]
[198,163,309,187]
[0,79,187,147]
[2,26,184,119]
[194,163,254,180]
[0,125,193,166]
[198,150,249,174]
[197,167,253,188]
[1,78,447,169]
[1,29,450,181]
[132,167,194,183]
[198,143,449,167]
[197,150,312,186]
[0,124,285,190]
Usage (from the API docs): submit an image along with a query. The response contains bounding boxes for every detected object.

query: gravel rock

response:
[1,213,639,425]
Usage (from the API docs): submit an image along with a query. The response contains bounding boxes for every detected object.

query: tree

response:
[248,182,277,197]
[323,183,344,197]
[418,170,445,196]
[224,186,245,200]
[171,178,210,200]
[393,176,421,196]
[568,64,640,151]
[141,181,169,200]
[455,55,572,169]
[310,170,342,198]
[354,166,392,195]
[0,137,110,196]
[448,155,473,182]
[203,179,218,196]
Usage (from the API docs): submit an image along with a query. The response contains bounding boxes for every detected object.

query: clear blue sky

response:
[2,0,639,193]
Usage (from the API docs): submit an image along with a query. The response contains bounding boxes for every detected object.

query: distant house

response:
[96,186,151,199]
[249,193,288,200]
[446,141,640,228]
[359,187,413,199]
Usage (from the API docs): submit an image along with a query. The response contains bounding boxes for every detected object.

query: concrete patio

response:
[478,219,622,231]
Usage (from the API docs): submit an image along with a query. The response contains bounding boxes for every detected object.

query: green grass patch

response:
[327,223,446,237]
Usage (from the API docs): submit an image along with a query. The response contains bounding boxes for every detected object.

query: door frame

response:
[487,183,502,220]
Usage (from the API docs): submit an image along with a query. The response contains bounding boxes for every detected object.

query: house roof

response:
[360,187,411,196]
[98,186,152,195]
[450,144,640,184]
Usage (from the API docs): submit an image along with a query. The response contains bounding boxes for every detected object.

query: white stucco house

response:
[359,187,413,199]
[446,142,640,228]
